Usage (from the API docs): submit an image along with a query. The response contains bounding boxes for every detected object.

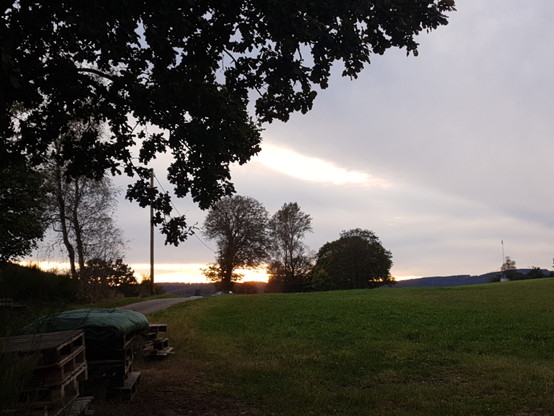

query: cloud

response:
[254,142,392,188]
[30,1,554,281]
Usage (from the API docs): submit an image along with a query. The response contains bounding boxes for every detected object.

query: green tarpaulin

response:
[24,308,149,348]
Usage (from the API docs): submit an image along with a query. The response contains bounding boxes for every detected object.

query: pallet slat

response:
[0,331,85,366]
[109,371,141,401]
[20,362,87,406]
[148,323,168,334]
[29,346,86,387]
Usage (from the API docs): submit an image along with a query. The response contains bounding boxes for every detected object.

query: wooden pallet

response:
[0,330,86,366]
[143,323,174,359]
[85,334,139,389]
[17,395,94,416]
[108,371,141,401]
[59,396,94,416]
[0,331,89,414]
[20,362,87,406]
[29,345,86,387]
[153,337,169,350]
[148,323,168,334]
[86,356,133,388]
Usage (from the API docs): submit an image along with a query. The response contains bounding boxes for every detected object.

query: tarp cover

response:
[24,308,149,348]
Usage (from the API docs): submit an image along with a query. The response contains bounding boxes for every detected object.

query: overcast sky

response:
[34,1,554,282]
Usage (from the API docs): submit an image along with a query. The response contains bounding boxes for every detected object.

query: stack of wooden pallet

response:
[22,308,148,401]
[0,330,93,416]
[142,323,175,359]
[83,331,142,400]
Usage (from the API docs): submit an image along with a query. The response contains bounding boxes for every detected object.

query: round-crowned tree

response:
[311,228,394,290]
[203,195,269,292]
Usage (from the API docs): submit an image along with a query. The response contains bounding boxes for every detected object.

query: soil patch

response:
[93,360,266,416]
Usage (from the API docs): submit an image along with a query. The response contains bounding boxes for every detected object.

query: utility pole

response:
[150,168,155,295]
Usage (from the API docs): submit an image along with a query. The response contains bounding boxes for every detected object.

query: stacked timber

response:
[24,308,149,401]
[85,330,142,400]
[0,330,93,416]
[142,323,174,359]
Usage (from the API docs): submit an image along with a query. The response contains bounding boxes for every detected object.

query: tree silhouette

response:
[1,1,455,243]
[203,195,269,291]
[312,228,394,290]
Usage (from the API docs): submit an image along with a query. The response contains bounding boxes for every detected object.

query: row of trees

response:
[202,195,394,292]
[0,121,138,298]
[203,196,312,292]
[2,2,453,295]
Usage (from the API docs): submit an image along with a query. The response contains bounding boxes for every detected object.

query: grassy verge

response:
[146,279,554,416]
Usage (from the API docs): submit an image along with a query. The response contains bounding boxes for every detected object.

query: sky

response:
[32,1,554,282]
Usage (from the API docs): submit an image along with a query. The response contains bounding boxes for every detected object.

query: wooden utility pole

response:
[150,169,155,295]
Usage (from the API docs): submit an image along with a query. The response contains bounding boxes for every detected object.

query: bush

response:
[0,263,78,303]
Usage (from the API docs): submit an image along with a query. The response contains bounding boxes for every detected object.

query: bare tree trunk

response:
[54,166,77,279]
[71,179,86,280]
[221,264,235,292]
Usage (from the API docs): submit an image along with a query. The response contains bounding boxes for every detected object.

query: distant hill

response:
[160,269,552,295]
[395,274,490,288]
[395,269,551,288]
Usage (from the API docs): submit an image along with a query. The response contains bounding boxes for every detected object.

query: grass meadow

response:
[147,278,554,416]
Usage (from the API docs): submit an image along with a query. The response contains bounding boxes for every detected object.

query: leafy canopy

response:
[203,195,269,291]
[312,228,393,290]
[1,1,455,243]
[0,147,48,262]
[267,202,313,292]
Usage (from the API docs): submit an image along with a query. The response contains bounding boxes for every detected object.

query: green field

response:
[151,279,554,415]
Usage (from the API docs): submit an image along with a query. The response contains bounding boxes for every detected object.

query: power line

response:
[193,232,216,253]
[153,173,183,217]
[152,170,215,253]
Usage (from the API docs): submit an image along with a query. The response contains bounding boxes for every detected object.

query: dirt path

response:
[94,360,266,416]
[117,297,202,314]
[97,297,266,415]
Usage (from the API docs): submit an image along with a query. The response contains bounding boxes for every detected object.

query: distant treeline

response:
[163,267,554,295]
[160,282,269,296]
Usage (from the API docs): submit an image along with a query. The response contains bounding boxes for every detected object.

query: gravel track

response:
[116,297,201,314]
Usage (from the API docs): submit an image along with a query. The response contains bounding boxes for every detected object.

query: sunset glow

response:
[21,261,270,284]
[130,263,270,283]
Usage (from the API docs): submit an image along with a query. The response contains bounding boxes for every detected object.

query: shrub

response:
[0,263,78,303]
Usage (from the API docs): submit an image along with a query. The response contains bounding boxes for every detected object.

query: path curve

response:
[117,297,201,314]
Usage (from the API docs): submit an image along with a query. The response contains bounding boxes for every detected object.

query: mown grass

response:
[148,279,554,416]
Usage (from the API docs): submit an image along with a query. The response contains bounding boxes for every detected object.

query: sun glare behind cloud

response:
[131,263,270,284]
[256,143,391,188]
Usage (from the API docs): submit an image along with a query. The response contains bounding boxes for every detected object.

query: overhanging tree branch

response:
[76,67,117,82]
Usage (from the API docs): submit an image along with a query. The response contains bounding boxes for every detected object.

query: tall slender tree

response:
[45,121,126,280]
[47,169,126,280]
[267,202,312,292]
